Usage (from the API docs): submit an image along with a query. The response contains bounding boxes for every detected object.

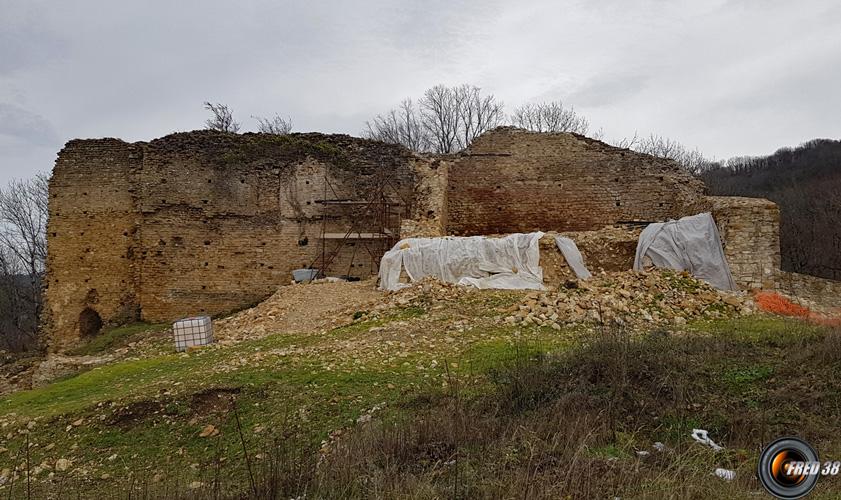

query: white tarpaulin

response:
[633,212,736,290]
[379,232,546,291]
[554,236,592,280]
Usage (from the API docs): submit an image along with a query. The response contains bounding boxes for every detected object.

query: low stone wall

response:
[775,271,841,309]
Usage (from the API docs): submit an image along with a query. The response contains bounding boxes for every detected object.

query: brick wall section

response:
[446,128,709,235]
[46,131,418,346]
[709,196,780,290]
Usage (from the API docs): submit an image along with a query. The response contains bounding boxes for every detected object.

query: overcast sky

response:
[2,0,840,185]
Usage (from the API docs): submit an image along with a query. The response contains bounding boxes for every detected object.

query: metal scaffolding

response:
[308,167,407,279]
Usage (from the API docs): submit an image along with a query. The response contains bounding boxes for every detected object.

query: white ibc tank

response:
[172,316,214,352]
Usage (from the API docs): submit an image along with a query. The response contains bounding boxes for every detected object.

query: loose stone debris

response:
[503,269,754,328]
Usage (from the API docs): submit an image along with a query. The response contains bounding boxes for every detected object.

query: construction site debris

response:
[503,269,754,328]
[213,280,384,342]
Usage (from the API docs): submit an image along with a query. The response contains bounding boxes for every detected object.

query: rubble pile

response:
[214,279,383,342]
[539,227,641,285]
[384,277,475,306]
[505,269,755,328]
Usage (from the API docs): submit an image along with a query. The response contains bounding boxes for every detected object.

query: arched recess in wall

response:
[79,307,103,337]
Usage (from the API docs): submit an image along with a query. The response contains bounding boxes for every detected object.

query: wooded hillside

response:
[702,139,841,280]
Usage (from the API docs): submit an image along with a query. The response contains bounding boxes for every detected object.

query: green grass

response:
[69,322,168,356]
[1,310,838,498]
[687,314,826,342]
[723,364,773,387]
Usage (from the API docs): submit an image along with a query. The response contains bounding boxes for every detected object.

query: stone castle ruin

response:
[44,127,841,347]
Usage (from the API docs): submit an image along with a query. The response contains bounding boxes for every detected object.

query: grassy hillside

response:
[1,286,839,498]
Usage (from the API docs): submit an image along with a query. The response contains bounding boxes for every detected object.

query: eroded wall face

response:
[46,132,416,344]
[710,196,781,290]
[446,129,709,235]
[45,140,142,348]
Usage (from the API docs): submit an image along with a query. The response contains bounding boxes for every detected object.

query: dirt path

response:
[213,279,386,342]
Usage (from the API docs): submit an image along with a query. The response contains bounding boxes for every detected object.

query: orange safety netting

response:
[754,291,841,327]
[754,291,810,317]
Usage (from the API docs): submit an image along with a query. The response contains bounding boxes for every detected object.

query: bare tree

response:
[365,84,504,153]
[203,102,240,133]
[363,99,430,152]
[254,114,293,135]
[0,174,48,351]
[614,133,712,175]
[510,101,590,135]
[452,84,506,151]
[419,84,504,153]
[418,84,461,153]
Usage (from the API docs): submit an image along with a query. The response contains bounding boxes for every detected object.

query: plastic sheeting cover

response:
[554,236,592,279]
[379,232,546,291]
[633,212,736,290]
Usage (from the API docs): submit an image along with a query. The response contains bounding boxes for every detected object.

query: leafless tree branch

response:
[510,101,589,135]
[0,174,48,351]
[254,114,293,135]
[204,102,240,133]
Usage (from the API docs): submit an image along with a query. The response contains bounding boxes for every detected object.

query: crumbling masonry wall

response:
[709,195,841,307]
[47,127,839,348]
[710,196,781,290]
[446,128,710,235]
[46,132,419,347]
[45,139,143,345]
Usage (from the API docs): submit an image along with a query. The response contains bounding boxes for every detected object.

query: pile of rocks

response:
[539,227,641,285]
[213,280,383,342]
[383,277,474,307]
[505,269,754,328]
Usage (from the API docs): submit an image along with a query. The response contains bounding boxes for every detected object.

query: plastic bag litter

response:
[714,468,736,481]
[691,428,724,451]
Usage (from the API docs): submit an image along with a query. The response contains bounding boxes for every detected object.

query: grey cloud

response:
[0,103,59,146]
[0,1,66,75]
[566,70,652,108]
[0,0,840,181]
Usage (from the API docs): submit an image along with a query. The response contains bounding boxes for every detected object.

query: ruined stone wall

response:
[45,139,143,348]
[709,196,780,290]
[446,128,709,235]
[46,131,417,345]
[400,156,449,238]
[775,271,841,309]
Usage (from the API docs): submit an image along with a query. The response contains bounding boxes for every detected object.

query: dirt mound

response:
[504,269,755,328]
[214,279,386,342]
[539,228,641,285]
